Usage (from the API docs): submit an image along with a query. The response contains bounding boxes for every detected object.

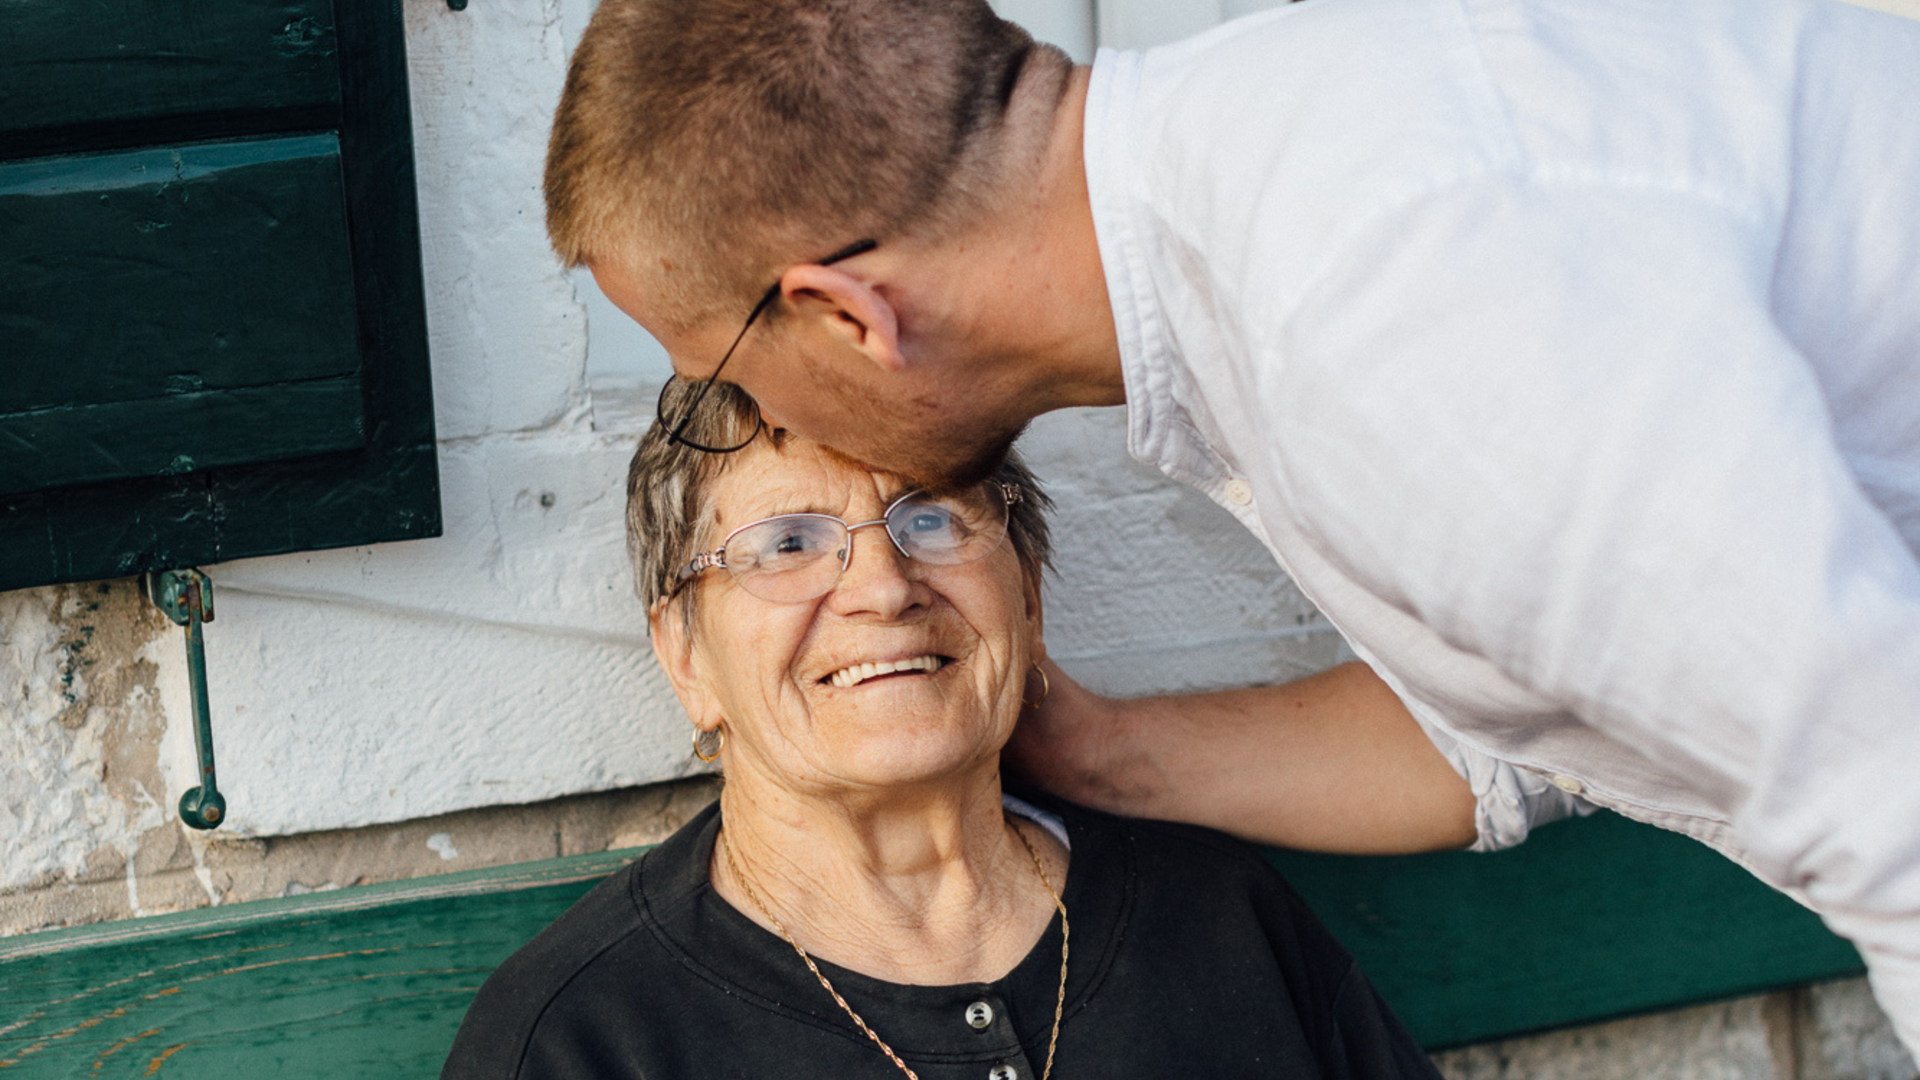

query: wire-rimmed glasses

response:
[656,238,880,453]
[675,482,1022,603]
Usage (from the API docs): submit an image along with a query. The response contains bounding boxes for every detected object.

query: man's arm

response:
[1005,660,1477,853]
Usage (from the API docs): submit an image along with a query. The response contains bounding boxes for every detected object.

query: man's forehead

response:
[587,258,709,376]
[587,259,665,330]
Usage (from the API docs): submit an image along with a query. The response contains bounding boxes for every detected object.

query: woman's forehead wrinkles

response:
[711,447,912,528]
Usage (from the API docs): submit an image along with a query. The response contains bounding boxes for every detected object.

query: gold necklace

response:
[718,817,1069,1080]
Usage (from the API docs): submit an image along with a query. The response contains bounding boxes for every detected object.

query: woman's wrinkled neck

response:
[711,757,1063,985]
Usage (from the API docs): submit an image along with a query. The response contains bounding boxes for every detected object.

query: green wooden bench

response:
[0,812,1862,1077]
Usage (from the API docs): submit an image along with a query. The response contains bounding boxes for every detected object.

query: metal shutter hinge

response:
[145,569,228,830]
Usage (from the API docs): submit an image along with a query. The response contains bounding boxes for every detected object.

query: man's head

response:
[550,0,1040,334]
[548,0,1112,487]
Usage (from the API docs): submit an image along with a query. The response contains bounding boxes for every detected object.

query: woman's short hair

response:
[628,381,1053,628]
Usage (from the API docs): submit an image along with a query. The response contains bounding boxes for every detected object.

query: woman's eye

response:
[761,530,820,563]
[898,504,958,536]
[905,511,951,534]
[735,519,832,571]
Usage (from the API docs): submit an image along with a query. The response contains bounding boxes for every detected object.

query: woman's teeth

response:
[828,655,944,688]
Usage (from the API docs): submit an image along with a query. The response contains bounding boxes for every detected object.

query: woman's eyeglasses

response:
[676,483,1021,603]
[656,238,880,454]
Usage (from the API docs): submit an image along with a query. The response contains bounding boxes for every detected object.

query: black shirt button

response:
[965,1001,995,1030]
[988,1065,1018,1080]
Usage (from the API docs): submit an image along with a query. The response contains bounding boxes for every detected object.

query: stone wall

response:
[1434,981,1915,1080]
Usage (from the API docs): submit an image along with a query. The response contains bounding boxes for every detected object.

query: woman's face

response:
[652,442,1044,798]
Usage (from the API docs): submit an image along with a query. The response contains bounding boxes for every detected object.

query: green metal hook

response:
[145,569,227,830]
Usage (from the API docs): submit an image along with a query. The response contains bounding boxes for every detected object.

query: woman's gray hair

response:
[628,381,1053,630]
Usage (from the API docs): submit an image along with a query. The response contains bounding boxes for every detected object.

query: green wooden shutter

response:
[0,0,439,591]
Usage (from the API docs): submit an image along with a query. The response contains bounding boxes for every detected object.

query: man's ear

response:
[649,598,723,731]
[779,263,906,374]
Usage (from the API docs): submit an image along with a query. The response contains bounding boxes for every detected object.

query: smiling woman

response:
[441,383,1442,1080]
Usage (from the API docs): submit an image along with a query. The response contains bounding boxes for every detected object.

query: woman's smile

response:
[821,653,951,688]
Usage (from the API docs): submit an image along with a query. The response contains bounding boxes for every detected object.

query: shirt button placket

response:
[966,995,1029,1079]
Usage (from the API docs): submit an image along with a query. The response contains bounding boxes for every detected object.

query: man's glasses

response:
[656,238,880,454]
[676,482,1021,603]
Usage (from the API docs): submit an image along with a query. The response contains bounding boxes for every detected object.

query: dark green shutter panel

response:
[0,0,440,590]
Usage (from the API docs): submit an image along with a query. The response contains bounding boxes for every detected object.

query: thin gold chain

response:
[718,817,1069,1080]
[1012,820,1069,1080]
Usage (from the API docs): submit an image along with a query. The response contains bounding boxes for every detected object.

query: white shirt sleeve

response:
[1268,178,1920,1052]
[1404,707,1594,854]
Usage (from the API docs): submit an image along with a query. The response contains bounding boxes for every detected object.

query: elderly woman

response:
[444,385,1439,1080]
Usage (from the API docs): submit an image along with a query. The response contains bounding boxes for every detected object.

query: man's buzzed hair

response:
[547,0,1068,332]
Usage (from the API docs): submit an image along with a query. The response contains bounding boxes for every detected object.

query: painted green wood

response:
[0,851,637,1078]
[326,0,437,458]
[0,0,341,160]
[0,136,361,415]
[208,440,442,557]
[1269,811,1864,1048]
[0,478,213,590]
[0,442,441,591]
[0,377,366,498]
[0,0,441,591]
[0,135,366,495]
[0,814,1868,1076]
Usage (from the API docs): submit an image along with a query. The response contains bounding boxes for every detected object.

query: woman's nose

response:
[827,521,923,617]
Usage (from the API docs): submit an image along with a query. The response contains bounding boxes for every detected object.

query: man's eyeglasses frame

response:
[655,239,881,454]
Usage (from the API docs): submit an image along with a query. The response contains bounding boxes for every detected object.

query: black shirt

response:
[443,796,1439,1080]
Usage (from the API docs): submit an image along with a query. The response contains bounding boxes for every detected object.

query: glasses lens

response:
[886,486,1009,566]
[655,377,764,454]
[723,515,849,602]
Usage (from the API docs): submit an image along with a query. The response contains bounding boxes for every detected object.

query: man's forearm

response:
[1008,661,1477,853]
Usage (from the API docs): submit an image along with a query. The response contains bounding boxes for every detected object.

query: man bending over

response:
[545,0,1920,1052]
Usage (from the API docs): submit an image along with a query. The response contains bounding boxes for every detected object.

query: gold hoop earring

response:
[692,725,725,763]
[1022,665,1051,711]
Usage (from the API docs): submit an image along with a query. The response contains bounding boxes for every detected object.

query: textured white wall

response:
[995,0,1097,60]
[0,589,170,898]
[1094,0,1286,50]
[1092,0,1920,50]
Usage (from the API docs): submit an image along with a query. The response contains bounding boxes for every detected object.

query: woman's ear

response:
[1022,567,1047,669]
[779,263,905,374]
[650,598,723,731]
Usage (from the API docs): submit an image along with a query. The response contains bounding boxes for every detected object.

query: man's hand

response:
[1004,661,1164,818]
[1006,660,1478,854]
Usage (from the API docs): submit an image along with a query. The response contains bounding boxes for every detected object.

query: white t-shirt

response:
[1082,0,1920,1051]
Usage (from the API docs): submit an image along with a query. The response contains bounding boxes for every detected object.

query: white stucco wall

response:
[0,588,170,897]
